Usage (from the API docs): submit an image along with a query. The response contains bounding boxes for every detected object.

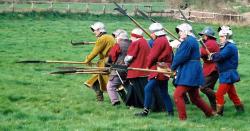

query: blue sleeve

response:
[171,40,192,70]
[212,45,233,62]
[148,39,154,48]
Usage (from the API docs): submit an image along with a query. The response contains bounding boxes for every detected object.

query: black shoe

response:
[135,108,149,117]
[235,104,244,114]
[113,101,121,106]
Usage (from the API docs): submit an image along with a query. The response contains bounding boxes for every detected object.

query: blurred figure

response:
[106,29,130,106]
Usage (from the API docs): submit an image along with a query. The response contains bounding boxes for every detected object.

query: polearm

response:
[113,1,153,39]
[57,65,172,74]
[137,9,180,42]
[50,70,109,75]
[16,60,96,65]
[178,9,211,54]
[70,40,95,46]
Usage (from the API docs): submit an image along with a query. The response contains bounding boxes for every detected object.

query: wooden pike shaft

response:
[75,71,109,75]
[128,16,153,39]
[128,67,172,74]
[138,9,179,41]
[178,9,211,54]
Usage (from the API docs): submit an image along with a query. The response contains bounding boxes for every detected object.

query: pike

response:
[178,9,211,54]
[16,60,96,65]
[50,70,109,75]
[113,1,153,39]
[56,64,173,75]
[56,66,106,70]
[137,9,180,42]
[70,40,95,46]
[110,64,172,75]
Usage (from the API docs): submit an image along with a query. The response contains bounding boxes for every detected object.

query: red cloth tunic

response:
[127,38,150,78]
[200,39,220,76]
[109,43,120,62]
[146,36,173,80]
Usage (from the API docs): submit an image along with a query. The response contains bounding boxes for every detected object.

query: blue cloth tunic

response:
[171,36,204,87]
[212,41,240,84]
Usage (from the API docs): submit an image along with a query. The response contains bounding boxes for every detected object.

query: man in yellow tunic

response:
[83,22,115,102]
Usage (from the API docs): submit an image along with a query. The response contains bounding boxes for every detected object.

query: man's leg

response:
[188,88,214,117]
[174,86,189,120]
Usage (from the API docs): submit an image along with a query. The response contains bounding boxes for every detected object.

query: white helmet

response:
[131,28,143,38]
[149,23,166,36]
[175,23,192,35]
[117,32,129,40]
[112,29,127,38]
[218,25,232,37]
[90,22,106,32]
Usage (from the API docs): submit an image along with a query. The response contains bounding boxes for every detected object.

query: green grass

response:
[0,12,250,130]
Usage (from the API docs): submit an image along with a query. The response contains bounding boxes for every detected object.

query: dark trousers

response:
[200,71,219,110]
[144,79,173,112]
[174,86,213,120]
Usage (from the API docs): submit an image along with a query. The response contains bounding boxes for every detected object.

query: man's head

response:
[130,28,143,42]
[175,23,192,39]
[90,22,106,37]
[199,26,216,41]
[149,23,166,39]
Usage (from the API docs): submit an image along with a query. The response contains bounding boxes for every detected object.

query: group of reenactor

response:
[82,21,244,120]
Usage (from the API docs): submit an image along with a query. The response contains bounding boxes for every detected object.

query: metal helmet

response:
[149,23,166,36]
[90,22,106,32]
[218,25,232,37]
[112,29,127,38]
[175,23,192,35]
[131,28,143,38]
[116,32,129,40]
[218,27,233,38]
[198,26,216,39]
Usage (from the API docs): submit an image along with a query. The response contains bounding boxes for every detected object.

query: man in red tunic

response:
[124,28,150,108]
[199,27,220,111]
[135,23,174,116]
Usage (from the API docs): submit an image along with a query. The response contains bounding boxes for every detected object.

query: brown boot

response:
[216,105,224,116]
[96,90,104,102]
[235,104,244,114]
[92,82,104,102]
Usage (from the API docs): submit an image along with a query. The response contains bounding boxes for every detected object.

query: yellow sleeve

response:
[84,37,106,62]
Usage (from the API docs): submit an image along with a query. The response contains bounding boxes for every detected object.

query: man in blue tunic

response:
[210,26,244,116]
[172,23,214,120]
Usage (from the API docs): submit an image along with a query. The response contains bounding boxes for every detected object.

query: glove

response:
[170,39,181,49]
[207,53,214,61]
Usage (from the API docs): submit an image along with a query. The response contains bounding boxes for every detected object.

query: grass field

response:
[0,12,250,130]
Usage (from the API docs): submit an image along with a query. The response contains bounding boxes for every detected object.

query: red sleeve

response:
[200,47,208,57]
[201,40,220,59]
[127,41,139,57]
[108,44,121,62]
[146,39,163,68]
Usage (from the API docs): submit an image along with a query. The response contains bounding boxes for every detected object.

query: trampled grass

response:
[0,12,250,130]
